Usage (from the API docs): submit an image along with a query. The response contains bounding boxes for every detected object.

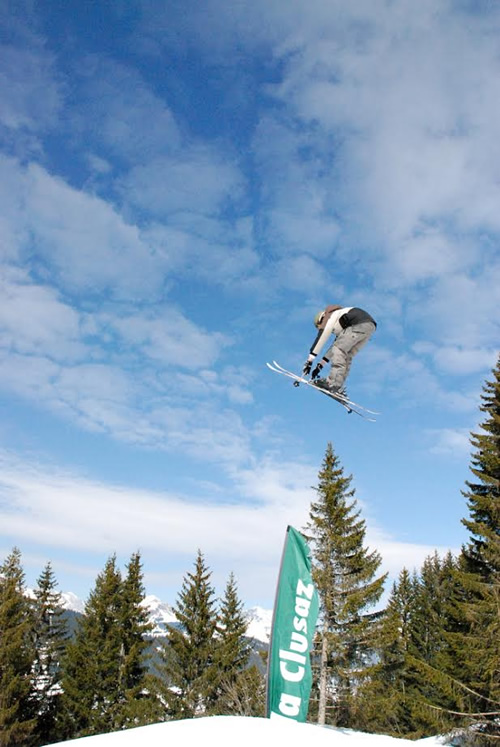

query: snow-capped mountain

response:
[141,594,178,636]
[60,591,85,614]
[244,606,273,644]
[58,592,272,643]
[25,588,85,614]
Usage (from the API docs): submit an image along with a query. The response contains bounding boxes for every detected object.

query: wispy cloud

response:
[0,32,61,134]
[0,449,459,603]
[0,264,252,460]
[0,268,84,361]
[411,271,500,349]
[412,342,498,377]
[153,0,500,344]
[120,147,244,218]
[0,155,164,298]
[72,56,181,165]
[101,309,230,368]
[358,345,483,413]
[426,428,472,458]
[0,0,497,610]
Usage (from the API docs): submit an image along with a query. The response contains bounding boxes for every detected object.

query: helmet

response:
[314,310,325,328]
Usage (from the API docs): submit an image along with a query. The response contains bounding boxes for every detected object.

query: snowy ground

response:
[45,715,451,746]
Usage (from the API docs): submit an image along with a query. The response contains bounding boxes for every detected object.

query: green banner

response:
[266,526,319,721]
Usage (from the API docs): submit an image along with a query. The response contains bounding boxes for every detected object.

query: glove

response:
[311,357,329,379]
[302,359,313,376]
[311,362,323,379]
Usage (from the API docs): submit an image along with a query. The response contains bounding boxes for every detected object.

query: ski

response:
[267,362,372,420]
[266,361,377,421]
[270,361,379,414]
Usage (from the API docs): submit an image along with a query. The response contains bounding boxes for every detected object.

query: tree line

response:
[1,355,499,745]
[0,548,265,746]
[304,355,500,745]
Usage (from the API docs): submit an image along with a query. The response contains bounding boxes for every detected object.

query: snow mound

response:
[45,715,451,746]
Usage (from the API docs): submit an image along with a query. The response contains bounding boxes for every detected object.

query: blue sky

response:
[1,0,499,609]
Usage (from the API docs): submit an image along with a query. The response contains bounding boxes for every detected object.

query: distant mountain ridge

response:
[57,591,273,644]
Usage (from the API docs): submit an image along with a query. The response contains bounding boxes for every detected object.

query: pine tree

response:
[453,356,500,741]
[30,562,68,746]
[403,553,467,737]
[408,552,469,733]
[159,551,218,718]
[58,555,125,738]
[305,443,387,728]
[0,548,36,746]
[356,568,419,736]
[59,553,161,739]
[116,552,163,727]
[412,553,455,664]
[462,355,500,580]
[209,572,253,715]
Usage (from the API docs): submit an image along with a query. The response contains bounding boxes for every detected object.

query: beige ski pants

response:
[325,321,376,390]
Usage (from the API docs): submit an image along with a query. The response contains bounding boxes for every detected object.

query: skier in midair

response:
[302,305,376,396]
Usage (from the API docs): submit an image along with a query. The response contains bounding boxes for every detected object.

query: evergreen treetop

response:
[0,548,36,746]
[455,356,500,742]
[59,552,160,739]
[306,443,387,625]
[119,552,153,692]
[216,572,250,675]
[461,354,500,578]
[209,572,252,715]
[30,561,68,746]
[305,443,387,727]
[161,550,218,719]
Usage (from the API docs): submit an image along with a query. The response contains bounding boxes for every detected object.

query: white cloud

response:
[0,268,85,361]
[86,153,112,176]
[242,0,500,305]
[73,56,181,164]
[252,116,340,259]
[175,367,254,405]
[148,402,253,466]
[359,345,481,413]
[104,309,230,368]
[0,40,61,132]
[55,362,132,415]
[411,269,500,348]
[121,147,244,218]
[8,0,499,316]
[0,449,456,604]
[144,218,260,288]
[65,58,250,258]
[367,530,459,579]
[0,351,60,401]
[0,150,261,300]
[0,265,248,459]
[0,155,164,299]
[412,342,498,377]
[137,0,401,59]
[426,428,471,458]
[388,232,470,285]
[273,255,328,292]
[0,0,497,609]
[0,339,250,464]
[0,451,310,604]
